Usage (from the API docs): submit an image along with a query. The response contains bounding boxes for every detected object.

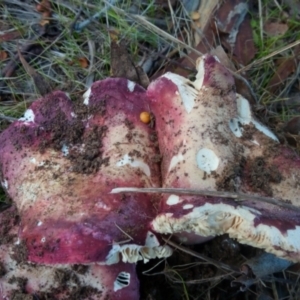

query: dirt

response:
[247,156,282,196]
[35,95,111,174]
[216,157,245,192]
[11,241,28,264]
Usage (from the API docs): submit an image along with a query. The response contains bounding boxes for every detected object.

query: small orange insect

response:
[140,111,155,128]
[140,112,151,124]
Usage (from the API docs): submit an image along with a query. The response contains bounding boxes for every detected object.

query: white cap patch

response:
[116,154,151,177]
[163,73,197,113]
[61,144,69,156]
[114,272,130,292]
[1,179,8,190]
[230,94,279,142]
[183,204,194,210]
[196,148,219,174]
[168,153,184,172]
[19,109,35,123]
[127,80,136,92]
[166,194,180,205]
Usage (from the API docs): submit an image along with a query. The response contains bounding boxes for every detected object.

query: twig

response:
[103,0,203,57]
[110,187,300,212]
[72,0,119,32]
[0,115,18,122]
[258,0,263,48]
[162,237,240,273]
[238,39,300,73]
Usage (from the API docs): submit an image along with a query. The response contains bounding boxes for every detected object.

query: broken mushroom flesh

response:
[0,206,139,299]
[147,54,300,262]
[0,78,172,265]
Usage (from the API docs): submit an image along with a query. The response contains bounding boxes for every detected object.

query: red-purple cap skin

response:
[0,78,161,264]
[147,54,300,261]
[0,206,139,299]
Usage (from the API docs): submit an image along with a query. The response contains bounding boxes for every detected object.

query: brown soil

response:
[247,156,282,196]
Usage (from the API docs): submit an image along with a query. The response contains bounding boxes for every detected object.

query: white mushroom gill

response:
[127,80,136,92]
[114,272,130,292]
[151,202,300,261]
[116,154,151,177]
[104,241,173,265]
[83,87,92,105]
[145,231,160,247]
[19,109,35,123]
[196,148,220,174]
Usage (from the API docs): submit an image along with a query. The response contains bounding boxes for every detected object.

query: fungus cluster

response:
[1,53,300,298]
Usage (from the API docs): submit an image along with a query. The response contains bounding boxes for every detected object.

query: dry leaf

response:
[266,44,300,94]
[0,30,22,42]
[0,51,8,61]
[215,0,256,65]
[110,38,149,88]
[78,57,89,69]
[36,0,51,13]
[264,22,289,36]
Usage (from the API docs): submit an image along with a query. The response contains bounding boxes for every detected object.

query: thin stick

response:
[258,0,264,48]
[110,187,300,212]
[162,237,240,273]
[103,0,203,58]
[238,39,300,73]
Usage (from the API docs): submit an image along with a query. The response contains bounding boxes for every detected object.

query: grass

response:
[2,0,300,299]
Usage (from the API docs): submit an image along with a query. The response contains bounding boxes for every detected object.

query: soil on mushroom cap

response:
[247,156,282,196]
[36,97,110,175]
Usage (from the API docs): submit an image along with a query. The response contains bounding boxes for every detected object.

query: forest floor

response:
[1,0,300,299]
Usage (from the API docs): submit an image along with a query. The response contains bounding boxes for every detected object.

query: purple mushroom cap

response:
[0,78,172,265]
[147,54,300,262]
[0,206,139,299]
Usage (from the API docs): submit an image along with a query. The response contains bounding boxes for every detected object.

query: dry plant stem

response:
[238,39,300,73]
[162,237,240,273]
[111,187,300,212]
[258,0,263,47]
[103,0,203,58]
[0,115,17,122]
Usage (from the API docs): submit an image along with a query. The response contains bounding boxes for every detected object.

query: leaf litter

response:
[1,0,300,299]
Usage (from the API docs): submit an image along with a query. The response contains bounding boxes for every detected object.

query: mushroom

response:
[0,77,172,266]
[0,205,139,299]
[145,54,300,262]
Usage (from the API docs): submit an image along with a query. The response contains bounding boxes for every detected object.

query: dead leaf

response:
[267,57,296,94]
[36,0,51,13]
[0,30,22,42]
[17,45,52,96]
[210,46,236,70]
[110,37,149,88]
[0,51,8,61]
[78,57,89,69]
[215,0,256,65]
[232,253,292,292]
[264,22,289,36]
[210,46,257,105]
